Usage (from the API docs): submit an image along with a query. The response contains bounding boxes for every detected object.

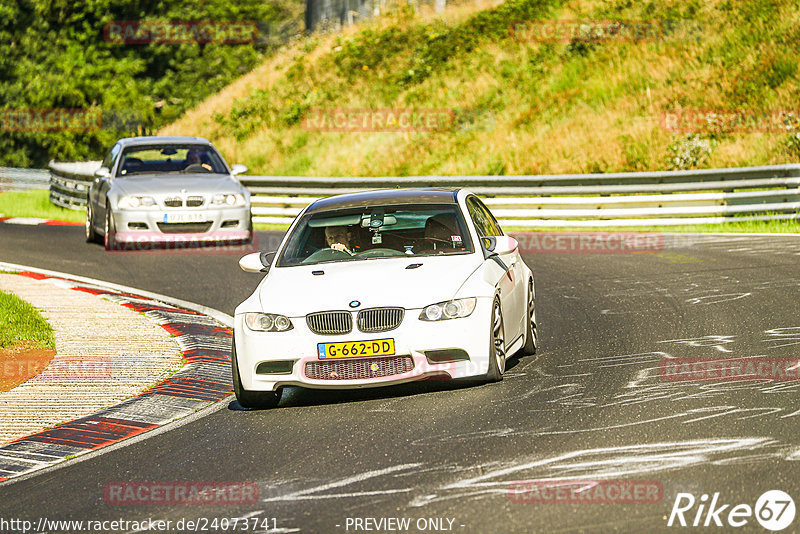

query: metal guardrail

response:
[48,160,102,209]
[47,161,800,227]
[0,167,50,192]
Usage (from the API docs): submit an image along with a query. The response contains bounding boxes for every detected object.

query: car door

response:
[466,196,526,346]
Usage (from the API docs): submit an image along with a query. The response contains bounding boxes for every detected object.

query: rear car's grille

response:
[156,222,213,234]
[305,356,414,380]
[357,307,404,333]
[306,311,352,335]
[186,196,204,207]
[164,197,183,208]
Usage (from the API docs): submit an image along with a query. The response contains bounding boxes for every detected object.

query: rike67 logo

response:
[667,490,795,531]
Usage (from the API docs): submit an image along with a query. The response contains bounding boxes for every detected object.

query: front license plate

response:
[163,212,208,223]
[317,339,395,359]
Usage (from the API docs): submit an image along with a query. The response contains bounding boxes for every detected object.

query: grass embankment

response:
[0,289,54,350]
[0,190,84,222]
[161,0,800,176]
[0,285,57,391]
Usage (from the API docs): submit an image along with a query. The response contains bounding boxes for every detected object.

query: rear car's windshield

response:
[277,203,474,267]
[116,144,228,176]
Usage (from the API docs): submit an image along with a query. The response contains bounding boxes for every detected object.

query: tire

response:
[103,202,116,251]
[231,341,281,409]
[521,278,538,356]
[485,296,506,382]
[244,212,254,245]
[85,203,100,243]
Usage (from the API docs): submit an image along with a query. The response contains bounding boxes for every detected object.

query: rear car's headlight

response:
[118,196,156,209]
[212,193,246,207]
[419,298,477,321]
[244,312,293,332]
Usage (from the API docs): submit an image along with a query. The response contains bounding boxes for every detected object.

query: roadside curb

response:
[0,263,234,483]
[0,217,82,226]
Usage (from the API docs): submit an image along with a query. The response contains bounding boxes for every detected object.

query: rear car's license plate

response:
[163,212,208,223]
[317,339,395,359]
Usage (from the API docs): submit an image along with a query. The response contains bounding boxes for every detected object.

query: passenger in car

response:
[423,213,461,250]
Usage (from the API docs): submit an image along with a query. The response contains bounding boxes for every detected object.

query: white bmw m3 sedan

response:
[233,188,537,408]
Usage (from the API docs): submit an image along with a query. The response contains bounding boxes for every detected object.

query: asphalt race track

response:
[1,224,799,533]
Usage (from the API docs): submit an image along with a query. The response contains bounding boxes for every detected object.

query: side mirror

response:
[239,251,275,273]
[481,236,518,258]
[94,167,111,178]
[231,164,248,176]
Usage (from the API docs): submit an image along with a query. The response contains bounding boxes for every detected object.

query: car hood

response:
[258,255,482,316]
[114,175,242,196]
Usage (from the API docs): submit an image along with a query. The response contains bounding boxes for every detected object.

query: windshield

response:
[116,144,228,176]
[276,203,474,267]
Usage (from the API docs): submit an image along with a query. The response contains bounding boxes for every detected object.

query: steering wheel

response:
[302,248,352,263]
[357,248,405,258]
[181,163,211,173]
[121,157,143,173]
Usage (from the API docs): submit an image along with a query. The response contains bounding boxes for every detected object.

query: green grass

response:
[254,223,293,231]
[0,190,84,222]
[0,289,55,349]
[505,218,800,233]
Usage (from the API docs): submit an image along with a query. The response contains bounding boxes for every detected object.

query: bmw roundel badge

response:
[349,300,361,308]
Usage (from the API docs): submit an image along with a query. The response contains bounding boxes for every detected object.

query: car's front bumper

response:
[234,299,493,391]
[112,206,251,244]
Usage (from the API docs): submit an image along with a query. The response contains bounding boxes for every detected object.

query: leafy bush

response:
[666,134,712,170]
[0,0,302,167]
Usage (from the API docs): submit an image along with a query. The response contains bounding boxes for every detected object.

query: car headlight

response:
[419,298,477,321]
[118,196,156,209]
[244,312,293,332]
[212,193,246,207]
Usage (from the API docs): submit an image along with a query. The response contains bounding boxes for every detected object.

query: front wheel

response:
[85,202,100,243]
[244,212,254,245]
[485,296,506,382]
[103,203,116,251]
[231,341,281,409]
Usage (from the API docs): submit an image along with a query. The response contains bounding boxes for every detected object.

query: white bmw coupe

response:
[233,188,537,408]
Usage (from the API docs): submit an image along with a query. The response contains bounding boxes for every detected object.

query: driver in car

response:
[184,149,212,171]
[325,225,357,255]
